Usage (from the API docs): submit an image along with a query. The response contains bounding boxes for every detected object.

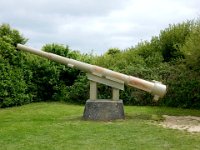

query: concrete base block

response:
[83,99,125,121]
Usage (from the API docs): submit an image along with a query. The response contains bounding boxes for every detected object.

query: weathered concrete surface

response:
[83,99,125,121]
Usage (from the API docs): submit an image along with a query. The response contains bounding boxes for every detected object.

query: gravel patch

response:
[159,115,200,133]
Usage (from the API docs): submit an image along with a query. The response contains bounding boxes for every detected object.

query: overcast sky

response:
[0,0,199,54]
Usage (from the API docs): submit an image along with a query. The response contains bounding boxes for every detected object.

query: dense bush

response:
[181,21,200,71]
[94,20,200,108]
[159,21,193,62]
[0,20,200,108]
[0,24,32,107]
[0,63,30,107]
[27,43,88,103]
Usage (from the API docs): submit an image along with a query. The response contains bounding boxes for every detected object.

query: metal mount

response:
[87,73,124,101]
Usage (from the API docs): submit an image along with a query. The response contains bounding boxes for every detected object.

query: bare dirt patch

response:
[159,115,200,133]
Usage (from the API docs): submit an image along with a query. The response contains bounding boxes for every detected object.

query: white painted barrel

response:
[17,44,167,100]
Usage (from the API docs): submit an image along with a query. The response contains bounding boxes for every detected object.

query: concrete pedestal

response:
[83,99,125,121]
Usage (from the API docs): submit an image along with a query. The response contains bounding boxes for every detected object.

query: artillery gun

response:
[17,44,167,120]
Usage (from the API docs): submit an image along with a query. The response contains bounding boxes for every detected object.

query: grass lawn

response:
[0,102,200,150]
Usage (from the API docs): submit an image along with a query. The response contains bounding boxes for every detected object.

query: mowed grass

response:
[0,102,200,150]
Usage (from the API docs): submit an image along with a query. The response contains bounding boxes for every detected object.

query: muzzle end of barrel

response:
[151,80,167,100]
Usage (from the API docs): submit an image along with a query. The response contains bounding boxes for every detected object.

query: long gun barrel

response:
[17,44,167,100]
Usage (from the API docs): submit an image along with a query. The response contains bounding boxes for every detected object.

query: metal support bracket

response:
[112,88,119,101]
[87,73,124,101]
[87,73,124,90]
[89,81,97,100]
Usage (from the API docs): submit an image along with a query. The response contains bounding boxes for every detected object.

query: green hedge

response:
[0,20,200,108]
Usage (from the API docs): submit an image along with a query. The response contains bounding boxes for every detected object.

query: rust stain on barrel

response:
[93,66,126,81]
[93,66,105,74]
[111,72,126,81]
[46,53,53,60]
[129,78,149,90]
